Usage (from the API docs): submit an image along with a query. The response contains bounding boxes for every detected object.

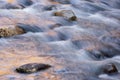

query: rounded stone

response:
[103,63,118,74]
[0,25,24,38]
[16,63,51,74]
[54,10,77,21]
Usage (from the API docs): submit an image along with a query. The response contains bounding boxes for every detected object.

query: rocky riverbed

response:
[0,0,120,80]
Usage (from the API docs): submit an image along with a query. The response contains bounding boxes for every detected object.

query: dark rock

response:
[54,10,77,21]
[17,0,33,7]
[16,23,43,32]
[89,50,105,60]
[44,5,56,11]
[16,63,51,74]
[103,63,118,74]
[50,0,70,4]
[1,3,23,9]
[49,23,62,29]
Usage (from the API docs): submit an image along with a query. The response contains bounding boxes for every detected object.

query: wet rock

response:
[0,3,23,9]
[103,63,118,74]
[50,0,70,4]
[49,23,62,29]
[44,5,56,11]
[89,50,105,60]
[26,4,56,13]
[54,10,77,21]
[0,25,25,38]
[16,63,51,74]
[84,0,93,2]
[16,23,43,32]
[17,0,33,7]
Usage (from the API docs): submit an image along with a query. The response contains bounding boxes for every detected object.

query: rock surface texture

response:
[16,63,51,74]
[0,0,120,80]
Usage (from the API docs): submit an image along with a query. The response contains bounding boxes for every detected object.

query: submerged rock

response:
[16,63,51,74]
[54,10,77,21]
[16,23,43,32]
[103,63,118,74]
[16,0,33,7]
[0,3,23,9]
[50,0,70,4]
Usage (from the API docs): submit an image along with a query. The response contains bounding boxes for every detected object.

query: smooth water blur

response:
[0,0,120,80]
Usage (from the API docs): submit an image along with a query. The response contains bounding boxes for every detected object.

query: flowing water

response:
[0,0,120,80]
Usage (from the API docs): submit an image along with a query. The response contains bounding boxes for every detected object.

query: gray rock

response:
[16,63,51,74]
